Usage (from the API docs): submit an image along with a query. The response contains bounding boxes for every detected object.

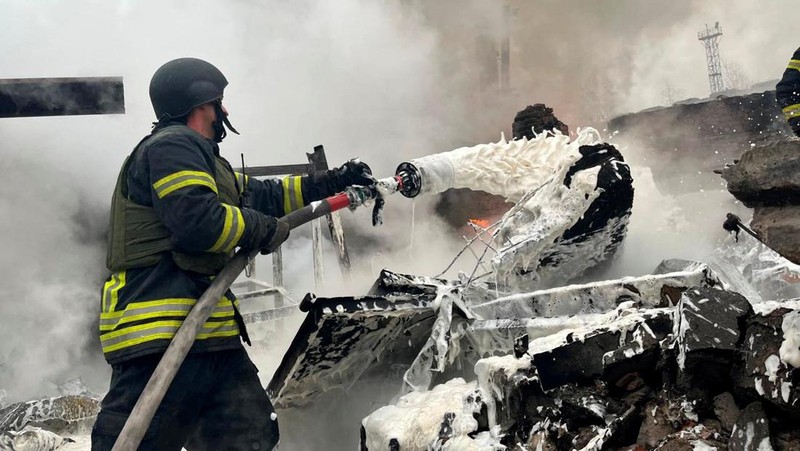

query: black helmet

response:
[149,57,228,121]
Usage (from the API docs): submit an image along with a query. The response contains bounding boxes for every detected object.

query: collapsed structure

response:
[4,91,800,450]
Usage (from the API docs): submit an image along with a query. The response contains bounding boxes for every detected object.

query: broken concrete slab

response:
[528,307,673,390]
[0,395,100,436]
[673,286,752,376]
[729,402,773,451]
[751,205,800,265]
[722,139,800,208]
[0,425,75,450]
[732,302,800,412]
[712,392,740,432]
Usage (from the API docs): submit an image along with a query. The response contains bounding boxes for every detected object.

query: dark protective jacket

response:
[100,123,338,364]
[776,47,800,133]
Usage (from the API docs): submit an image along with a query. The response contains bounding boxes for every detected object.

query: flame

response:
[468,218,491,229]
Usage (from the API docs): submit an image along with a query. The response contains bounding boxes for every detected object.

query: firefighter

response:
[776,47,800,137]
[91,57,372,450]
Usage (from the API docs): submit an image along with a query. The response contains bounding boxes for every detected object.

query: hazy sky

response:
[0,0,796,401]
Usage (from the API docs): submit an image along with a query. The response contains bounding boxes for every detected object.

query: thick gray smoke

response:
[0,1,795,446]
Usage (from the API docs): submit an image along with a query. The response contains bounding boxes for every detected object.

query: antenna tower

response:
[698,22,725,94]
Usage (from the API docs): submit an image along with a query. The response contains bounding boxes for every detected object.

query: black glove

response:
[303,159,374,200]
[333,159,373,190]
[239,213,290,254]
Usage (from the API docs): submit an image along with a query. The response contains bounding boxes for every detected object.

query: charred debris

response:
[270,263,800,450]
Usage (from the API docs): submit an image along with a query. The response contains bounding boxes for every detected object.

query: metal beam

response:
[307,145,352,279]
[236,163,316,177]
[0,77,124,118]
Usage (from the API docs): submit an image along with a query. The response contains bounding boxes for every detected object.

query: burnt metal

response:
[234,163,316,177]
[267,290,439,408]
[0,77,124,118]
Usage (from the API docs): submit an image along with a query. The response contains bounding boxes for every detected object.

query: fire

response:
[468,218,491,229]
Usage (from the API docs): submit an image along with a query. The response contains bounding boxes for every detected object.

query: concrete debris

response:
[270,264,719,409]
[712,392,739,432]
[729,402,773,451]
[672,286,752,397]
[353,275,800,450]
[722,138,800,265]
[0,396,100,436]
[721,139,800,208]
[0,426,74,451]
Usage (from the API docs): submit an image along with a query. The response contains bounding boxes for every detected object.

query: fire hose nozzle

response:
[395,162,422,198]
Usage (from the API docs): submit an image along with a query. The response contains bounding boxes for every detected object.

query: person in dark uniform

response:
[91,57,371,450]
[776,47,800,136]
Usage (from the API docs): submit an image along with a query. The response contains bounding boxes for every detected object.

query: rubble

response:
[0,395,100,437]
[350,273,800,450]
[722,139,800,265]
[0,426,74,451]
[721,139,800,208]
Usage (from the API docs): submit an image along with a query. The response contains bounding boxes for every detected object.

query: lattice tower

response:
[698,22,725,94]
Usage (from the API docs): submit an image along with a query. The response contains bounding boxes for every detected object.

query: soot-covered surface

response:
[267,271,449,408]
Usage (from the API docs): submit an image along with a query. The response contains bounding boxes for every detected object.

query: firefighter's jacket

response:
[776,47,800,132]
[100,123,329,364]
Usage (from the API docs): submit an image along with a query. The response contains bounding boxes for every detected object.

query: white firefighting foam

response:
[407,128,600,201]
[361,378,496,450]
[363,355,532,450]
[406,128,624,289]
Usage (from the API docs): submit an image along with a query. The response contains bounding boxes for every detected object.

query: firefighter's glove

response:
[333,159,373,190]
[259,218,290,255]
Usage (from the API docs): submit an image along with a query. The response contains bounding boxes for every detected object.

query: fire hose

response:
[111,169,422,451]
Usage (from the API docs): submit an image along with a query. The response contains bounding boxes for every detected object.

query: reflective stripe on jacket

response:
[100,123,341,364]
[776,47,800,126]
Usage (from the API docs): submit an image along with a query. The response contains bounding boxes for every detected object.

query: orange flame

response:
[468,218,491,228]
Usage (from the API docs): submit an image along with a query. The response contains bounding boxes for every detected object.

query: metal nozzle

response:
[395,162,422,198]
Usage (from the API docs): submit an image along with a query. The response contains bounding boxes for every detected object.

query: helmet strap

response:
[212,101,239,143]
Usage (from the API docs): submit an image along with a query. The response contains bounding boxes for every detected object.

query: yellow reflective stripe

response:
[208,204,245,253]
[100,297,231,318]
[293,176,303,209]
[282,178,292,213]
[153,170,217,198]
[282,176,304,213]
[788,60,800,71]
[100,320,239,353]
[102,271,126,313]
[234,172,249,193]
[783,103,800,120]
[99,297,234,331]
[98,307,235,331]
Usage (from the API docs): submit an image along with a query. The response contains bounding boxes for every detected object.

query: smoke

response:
[0,0,795,448]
